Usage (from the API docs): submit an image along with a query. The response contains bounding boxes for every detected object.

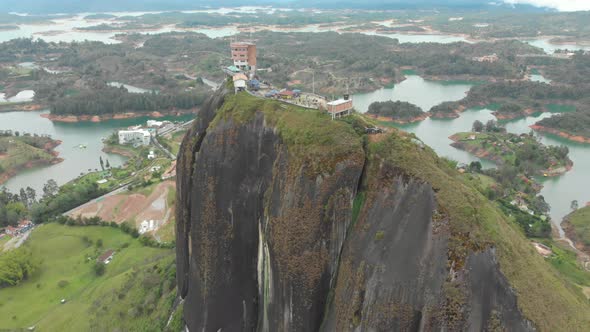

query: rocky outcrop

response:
[176,87,590,331]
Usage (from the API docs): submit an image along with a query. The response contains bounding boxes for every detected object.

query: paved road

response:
[2,228,34,251]
[152,136,176,160]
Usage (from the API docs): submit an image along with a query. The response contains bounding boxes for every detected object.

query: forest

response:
[0,177,104,228]
[461,81,590,109]
[49,86,208,116]
[535,112,590,138]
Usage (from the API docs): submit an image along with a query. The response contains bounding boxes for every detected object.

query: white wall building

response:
[118,129,151,146]
[147,120,164,127]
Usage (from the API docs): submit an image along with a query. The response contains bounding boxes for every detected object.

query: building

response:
[230,42,257,75]
[472,53,499,63]
[139,220,157,234]
[98,250,115,264]
[147,150,156,160]
[5,226,18,236]
[326,97,353,119]
[147,120,164,128]
[278,90,295,99]
[232,73,248,93]
[118,129,151,146]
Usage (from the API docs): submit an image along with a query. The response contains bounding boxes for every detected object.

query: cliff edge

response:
[176,87,590,331]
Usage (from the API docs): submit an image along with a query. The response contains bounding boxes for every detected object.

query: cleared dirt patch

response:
[69,180,176,238]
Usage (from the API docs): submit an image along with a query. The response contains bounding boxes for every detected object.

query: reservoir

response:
[0,110,193,193]
[3,11,586,53]
[353,74,590,234]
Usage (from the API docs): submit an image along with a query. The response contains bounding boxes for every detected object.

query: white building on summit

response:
[118,129,151,146]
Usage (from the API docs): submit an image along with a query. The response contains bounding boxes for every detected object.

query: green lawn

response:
[0,235,10,248]
[0,223,175,331]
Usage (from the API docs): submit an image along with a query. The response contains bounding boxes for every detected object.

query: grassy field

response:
[0,235,10,248]
[0,223,176,331]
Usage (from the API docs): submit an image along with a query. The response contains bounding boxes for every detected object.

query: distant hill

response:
[1,0,548,14]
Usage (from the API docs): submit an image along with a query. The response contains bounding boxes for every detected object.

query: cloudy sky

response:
[504,0,590,11]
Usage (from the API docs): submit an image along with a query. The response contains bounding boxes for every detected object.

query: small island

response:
[450,128,572,177]
[0,132,63,184]
[366,100,427,124]
[492,103,537,120]
[531,112,590,144]
[428,101,466,119]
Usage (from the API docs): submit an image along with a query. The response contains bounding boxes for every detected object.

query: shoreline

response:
[102,145,135,159]
[366,112,429,124]
[530,125,590,144]
[493,108,538,121]
[429,105,466,119]
[41,109,197,123]
[0,103,45,112]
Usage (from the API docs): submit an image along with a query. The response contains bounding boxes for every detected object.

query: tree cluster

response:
[50,86,207,116]
[0,247,40,288]
[367,100,423,119]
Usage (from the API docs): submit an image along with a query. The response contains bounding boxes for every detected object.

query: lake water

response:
[0,110,194,193]
[352,75,473,112]
[525,38,590,54]
[0,13,239,44]
[107,82,152,93]
[4,11,584,50]
[352,75,590,234]
[0,90,35,103]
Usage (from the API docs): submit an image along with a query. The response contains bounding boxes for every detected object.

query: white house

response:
[232,73,248,93]
[139,220,150,234]
[147,150,156,160]
[147,120,164,128]
[118,129,151,146]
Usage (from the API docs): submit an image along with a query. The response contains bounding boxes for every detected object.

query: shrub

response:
[93,262,106,276]
[57,280,69,288]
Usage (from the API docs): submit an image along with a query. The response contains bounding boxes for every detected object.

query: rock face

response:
[176,88,584,331]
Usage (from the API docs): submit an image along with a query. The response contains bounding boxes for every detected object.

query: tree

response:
[42,179,59,200]
[99,156,104,171]
[93,262,105,276]
[96,239,103,248]
[485,120,498,132]
[571,200,579,211]
[25,187,36,207]
[469,161,482,173]
[19,188,27,205]
[472,120,484,133]
[105,159,110,169]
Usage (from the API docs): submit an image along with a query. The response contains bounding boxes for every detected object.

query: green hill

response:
[0,223,177,331]
[564,205,590,251]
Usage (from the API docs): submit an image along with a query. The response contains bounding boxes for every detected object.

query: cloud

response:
[503,0,590,11]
